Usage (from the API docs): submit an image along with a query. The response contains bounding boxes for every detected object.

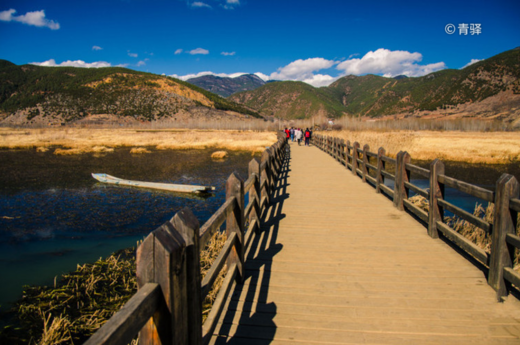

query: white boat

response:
[92,173,215,194]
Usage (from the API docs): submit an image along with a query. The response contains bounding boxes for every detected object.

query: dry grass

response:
[331,130,520,164]
[1,230,230,344]
[408,195,519,270]
[129,147,151,154]
[0,127,277,155]
[211,151,228,160]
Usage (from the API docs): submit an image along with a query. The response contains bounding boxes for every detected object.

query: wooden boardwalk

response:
[212,141,520,344]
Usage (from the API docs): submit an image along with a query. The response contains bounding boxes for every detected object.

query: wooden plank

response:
[84,283,162,345]
[382,156,397,164]
[201,232,237,299]
[503,267,520,289]
[436,221,489,265]
[226,173,245,282]
[381,170,395,180]
[405,181,429,199]
[438,174,495,202]
[438,198,491,233]
[406,163,430,178]
[366,162,377,172]
[510,198,520,212]
[403,199,429,223]
[429,159,445,239]
[506,233,520,249]
[200,197,236,248]
[380,184,394,198]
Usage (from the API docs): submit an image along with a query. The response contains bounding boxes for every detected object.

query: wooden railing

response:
[85,134,288,345]
[313,134,520,302]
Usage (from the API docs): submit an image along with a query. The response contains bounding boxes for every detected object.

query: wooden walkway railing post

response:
[352,142,360,176]
[170,208,202,345]
[362,144,370,183]
[393,151,411,211]
[136,219,189,345]
[346,140,351,170]
[248,158,261,232]
[226,173,245,283]
[376,147,386,194]
[428,159,445,239]
[261,150,270,207]
[488,174,520,300]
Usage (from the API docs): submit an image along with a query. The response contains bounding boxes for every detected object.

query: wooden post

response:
[393,151,411,210]
[170,208,202,345]
[346,140,351,170]
[352,142,360,176]
[136,220,188,345]
[488,174,520,301]
[248,158,261,228]
[340,139,345,165]
[260,151,270,207]
[376,147,386,194]
[226,173,245,282]
[428,159,445,239]
[362,144,370,183]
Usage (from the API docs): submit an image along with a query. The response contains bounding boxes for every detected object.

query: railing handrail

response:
[312,133,520,302]
[86,133,288,345]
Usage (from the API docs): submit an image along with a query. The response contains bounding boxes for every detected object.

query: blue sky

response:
[0,0,518,86]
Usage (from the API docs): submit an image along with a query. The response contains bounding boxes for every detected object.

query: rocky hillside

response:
[229,48,520,122]
[0,61,261,126]
[187,74,265,97]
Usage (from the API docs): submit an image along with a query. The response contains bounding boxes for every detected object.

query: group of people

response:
[284,127,312,146]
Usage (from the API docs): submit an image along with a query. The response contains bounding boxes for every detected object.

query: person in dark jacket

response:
[304,128,310,146]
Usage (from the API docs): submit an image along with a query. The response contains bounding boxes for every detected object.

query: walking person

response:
[284,127,290,143]
[295,127,302,146]
[290,127,295,142]
[304,128,310,146]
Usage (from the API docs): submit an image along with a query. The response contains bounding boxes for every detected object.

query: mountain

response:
[228,81,346,120]
[0,61,261,126]
[186,74,265,97]
[229,48,520,122]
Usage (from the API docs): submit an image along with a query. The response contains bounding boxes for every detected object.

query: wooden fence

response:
[85,134,287,345]
[313,134,520,302]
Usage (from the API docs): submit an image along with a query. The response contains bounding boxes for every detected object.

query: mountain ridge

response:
[186,73,266,97]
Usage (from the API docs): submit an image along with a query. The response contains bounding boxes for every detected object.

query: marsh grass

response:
[0,128,276,156]
[408,195,520,269]
[211,151,228,160]
[0,231,228,344]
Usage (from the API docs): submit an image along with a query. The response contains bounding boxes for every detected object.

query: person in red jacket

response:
[284,128,290,143]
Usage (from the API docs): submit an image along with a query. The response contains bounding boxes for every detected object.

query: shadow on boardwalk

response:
[214,146,291,344]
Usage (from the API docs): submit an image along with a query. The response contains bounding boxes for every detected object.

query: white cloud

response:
[174,49,183,55]
[348,53,359,58]
[30,59,111,68]
[336,48,446,78]
[269,57,338,84]
[0,8,60,30]
[221,51,236,56]
[137,58,149,67]
[302,74,338,88]
[92,46,103,51]
[128,52,138,58]
[188,48,209,55]
[170,71,248,81]
[254,72,270,82]
[222,0,240,9]
[461,58,482,69]
[191,2,212,8]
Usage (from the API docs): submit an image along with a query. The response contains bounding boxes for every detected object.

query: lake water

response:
[0,148,255,312]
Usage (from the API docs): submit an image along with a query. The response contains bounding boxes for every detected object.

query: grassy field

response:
[0,128,277,155]
[332,130,520,164]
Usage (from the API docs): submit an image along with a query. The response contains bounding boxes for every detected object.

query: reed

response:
[408,195,519,269]
[0,231,228,344]
[0,128,277,155]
